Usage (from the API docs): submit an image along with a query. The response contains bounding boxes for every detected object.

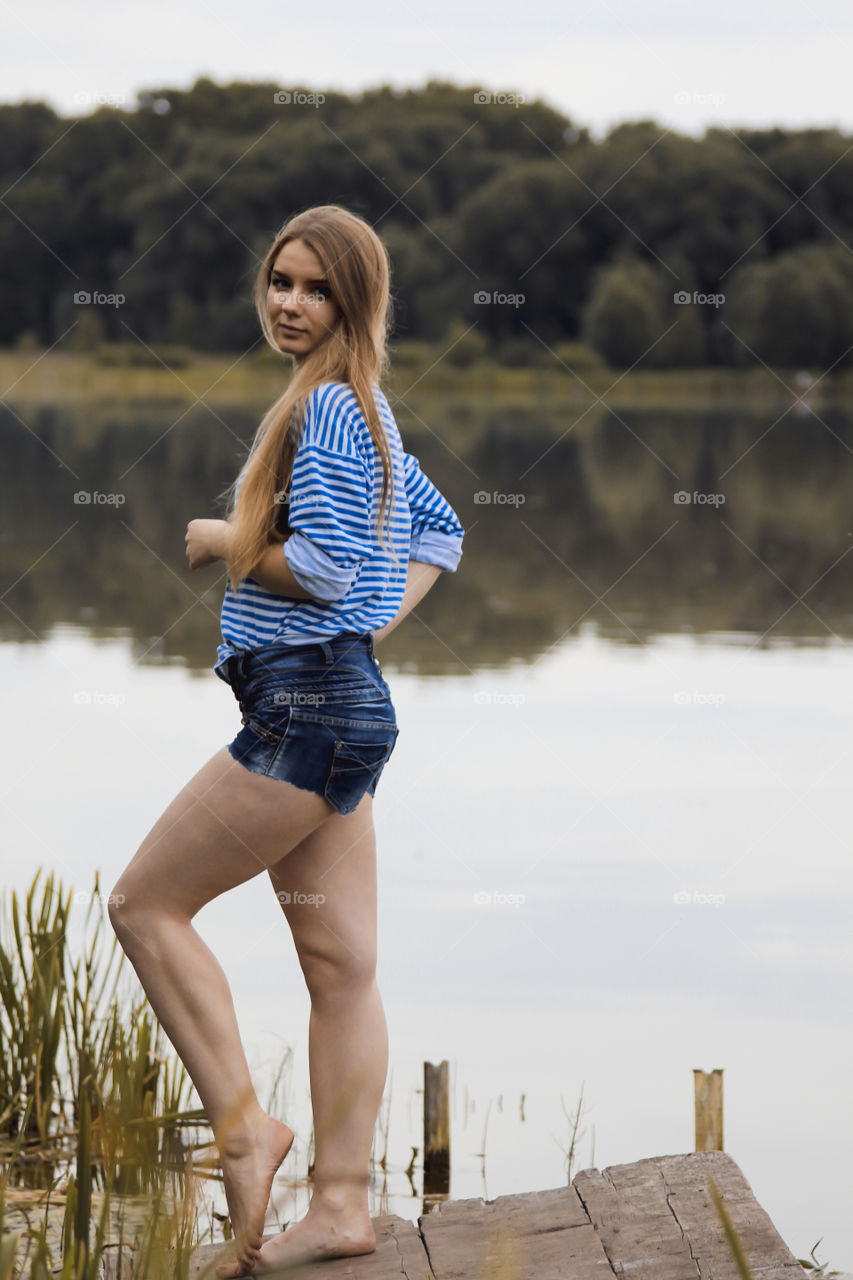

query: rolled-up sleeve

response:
[282,397,374,602]
[404,451,464,571]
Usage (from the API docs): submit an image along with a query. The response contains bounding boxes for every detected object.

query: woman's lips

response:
[279,323,305,334]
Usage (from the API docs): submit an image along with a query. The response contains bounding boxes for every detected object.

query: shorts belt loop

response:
[319,640,335,665]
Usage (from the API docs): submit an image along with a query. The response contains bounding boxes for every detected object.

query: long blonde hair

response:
[223,205,398,592]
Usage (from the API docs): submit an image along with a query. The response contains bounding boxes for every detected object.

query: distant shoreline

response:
[2,345,851,412]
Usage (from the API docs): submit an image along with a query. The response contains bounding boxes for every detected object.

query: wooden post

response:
[693,1068,724,1151]
[423,1059,450,1196]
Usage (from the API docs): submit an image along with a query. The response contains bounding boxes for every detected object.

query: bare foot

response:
[214,1115,294,1278]
[250,1202,376,1275]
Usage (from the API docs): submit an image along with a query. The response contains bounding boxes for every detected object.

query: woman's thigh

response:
[113,746,334,920]
[266,791,378,977]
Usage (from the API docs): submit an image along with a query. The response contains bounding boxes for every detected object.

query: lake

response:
[2,387,852,1270]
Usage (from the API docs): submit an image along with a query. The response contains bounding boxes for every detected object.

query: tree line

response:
[2,78,851,369]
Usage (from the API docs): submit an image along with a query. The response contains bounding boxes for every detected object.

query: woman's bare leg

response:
[224,789,388,1276]
[109,745,334,1274]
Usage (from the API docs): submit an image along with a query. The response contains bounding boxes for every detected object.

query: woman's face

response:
[267,238,341,362]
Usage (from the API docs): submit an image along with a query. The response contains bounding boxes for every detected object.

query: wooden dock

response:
[165,1150,806,1279]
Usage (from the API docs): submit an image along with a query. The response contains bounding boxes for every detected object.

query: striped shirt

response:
[215,380,464,663]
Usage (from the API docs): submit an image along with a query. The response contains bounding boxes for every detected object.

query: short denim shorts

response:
[213,631,399,817]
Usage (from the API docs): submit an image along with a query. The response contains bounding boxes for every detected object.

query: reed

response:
[0,871,70,1146]
[0,869,216,1276]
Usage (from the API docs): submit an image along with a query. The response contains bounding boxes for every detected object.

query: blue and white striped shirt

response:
[215,381,464,662]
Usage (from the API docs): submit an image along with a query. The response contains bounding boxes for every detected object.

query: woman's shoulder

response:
[309,379,387,409]
[306,380,397,432]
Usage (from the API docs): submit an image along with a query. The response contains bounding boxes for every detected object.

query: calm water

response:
[2,393,853,1268]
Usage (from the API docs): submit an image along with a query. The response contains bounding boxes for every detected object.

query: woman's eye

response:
[270,278,328,299]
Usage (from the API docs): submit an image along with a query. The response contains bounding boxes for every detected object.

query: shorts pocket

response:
[323,724,400,811]
[242,706,292,747]
[328,736,394,774]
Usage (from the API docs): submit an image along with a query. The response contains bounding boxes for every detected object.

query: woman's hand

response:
[185,519,232,570]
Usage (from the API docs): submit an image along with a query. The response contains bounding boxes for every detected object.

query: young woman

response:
[108,205,464,1278]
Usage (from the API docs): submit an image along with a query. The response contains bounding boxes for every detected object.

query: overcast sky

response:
[2,0,851,137]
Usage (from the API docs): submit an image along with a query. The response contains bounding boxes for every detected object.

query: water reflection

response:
[3,398,853,672]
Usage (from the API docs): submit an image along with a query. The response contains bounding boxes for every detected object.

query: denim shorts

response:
[213,631,399,816]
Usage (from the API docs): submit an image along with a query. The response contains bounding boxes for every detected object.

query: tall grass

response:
[0,870,217,1277]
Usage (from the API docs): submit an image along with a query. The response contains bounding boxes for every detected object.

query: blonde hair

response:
[223,204,398,592]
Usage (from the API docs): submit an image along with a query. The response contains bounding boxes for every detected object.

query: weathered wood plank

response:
[104,1214,434,1280]
[102,1152,804,1280]
[653,1152,806,1279]
[574,1157,701,1280]
[186,1215,433,1279]
[418,1185,614,1279]
[573,1152,803,1280]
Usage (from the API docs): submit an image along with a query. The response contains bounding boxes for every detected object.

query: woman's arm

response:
[246,539,315,598]
[372,561,443,645]
[185,519,314,598]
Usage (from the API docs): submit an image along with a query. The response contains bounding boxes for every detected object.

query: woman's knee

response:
[107,876,140,938]
[296,936,378,1007]
[106,873,171,939]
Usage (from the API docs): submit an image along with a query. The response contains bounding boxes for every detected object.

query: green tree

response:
[581,256,668,369]
[726,241,853,369]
